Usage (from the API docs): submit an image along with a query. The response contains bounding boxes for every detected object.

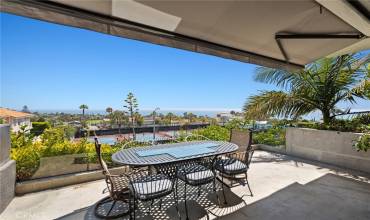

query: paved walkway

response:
[1,151,369,220]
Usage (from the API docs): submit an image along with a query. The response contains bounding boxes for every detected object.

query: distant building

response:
[68,121,82,127]
[143,116,155,125]
[216,112,244,124]
[217,112,233,124]
[0,108,33,132]
[254,121,272,130]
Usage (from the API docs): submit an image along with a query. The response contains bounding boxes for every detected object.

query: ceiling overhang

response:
[1,0,369,71]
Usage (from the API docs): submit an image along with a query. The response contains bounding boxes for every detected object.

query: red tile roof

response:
[0,108,32,118]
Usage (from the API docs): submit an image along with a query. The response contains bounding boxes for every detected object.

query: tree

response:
[79,104,88,117]
[244,54,370,124]
[110,110,127,134]
[187,112,197,123]
[22,105,30,113]
[105,107,113,128]
[353,62,370,99]
[124,92,139,140]
[134,112,144,126]
[166,112,175,124]
[106,107,113,114]
[30,122,50,136]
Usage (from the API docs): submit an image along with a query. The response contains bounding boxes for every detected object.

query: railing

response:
[76,123,210,138]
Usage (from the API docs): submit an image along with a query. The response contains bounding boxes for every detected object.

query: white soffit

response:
[112,0,181,32]
[2,0,368,70]
[316,0,370,57]
[316,0,370,36]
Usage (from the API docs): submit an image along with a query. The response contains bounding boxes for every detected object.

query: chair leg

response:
[159,199,163,210]
[129,198,132,220]
[197,186,201,197]
[184,183,189,220]
[246,173,253,196]
[173,190,180,219]
[106,200,116,216]
[147,200,152,214]
[133,197,136,220]
[221,174,227,205]
[175,178,179,201]
[213,176,221,206]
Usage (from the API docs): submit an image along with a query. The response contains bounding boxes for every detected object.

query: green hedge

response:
[354,133,370,152]
[253,127,285,146]
[191,125,230,141]
[297,115,370,133]
[30,122,50,136]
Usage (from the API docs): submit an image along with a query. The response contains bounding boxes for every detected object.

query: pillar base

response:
[0,160,16,213]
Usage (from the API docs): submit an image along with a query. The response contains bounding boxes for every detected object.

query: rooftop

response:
[0,108,32,119]
[1,150,369,220]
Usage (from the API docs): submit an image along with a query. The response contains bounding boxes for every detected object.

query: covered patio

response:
[1,0,369,219]
[1,150,369,220]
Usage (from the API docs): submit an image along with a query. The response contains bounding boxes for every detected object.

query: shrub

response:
[296,114,369,133]
[10,126,33,149]
[30,122,50,136]
[11,144,40,180]
[224,118,250,130]
[297,121,317,129]
[354,133,370,152]
[253,127,285,146]
[191,125,230,141]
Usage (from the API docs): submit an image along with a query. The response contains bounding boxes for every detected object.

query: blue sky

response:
[1,12,369,114]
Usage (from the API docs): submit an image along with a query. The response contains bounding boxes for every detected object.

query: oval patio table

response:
[112,140,239,166]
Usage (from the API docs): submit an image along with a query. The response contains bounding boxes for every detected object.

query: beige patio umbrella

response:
[1,0,369,70]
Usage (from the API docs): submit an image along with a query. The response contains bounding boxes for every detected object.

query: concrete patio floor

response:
[1,150,369,220]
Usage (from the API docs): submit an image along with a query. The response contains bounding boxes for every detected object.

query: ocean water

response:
[33,109,232,117]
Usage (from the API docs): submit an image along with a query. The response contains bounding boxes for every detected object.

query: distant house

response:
[0,108,33,132]
[254,121,273,130]
[216,112,243,124]
[68,121,82,127]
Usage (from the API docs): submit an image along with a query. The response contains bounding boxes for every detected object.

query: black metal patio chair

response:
[214,129,254,202]
[94,137,131,219]
[229,128,253,152]
[126,167,178,219]
[175,157,219,220]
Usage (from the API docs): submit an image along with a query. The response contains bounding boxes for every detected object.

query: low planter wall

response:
[286,128,370,173]
[254,144,286,154]
[31,154,100,179]
[16,166,127,195]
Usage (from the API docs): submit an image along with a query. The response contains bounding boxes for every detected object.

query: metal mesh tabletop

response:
[112,141,238,166]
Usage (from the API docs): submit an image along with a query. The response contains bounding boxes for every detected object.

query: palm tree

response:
[124,92,139,140]
[244,54,369,124]
[187,112,197,123]
[79,104,88,117]
[105,107,113,128]
[166,112,175,125]
[353,63,370,99]
[110,110,127,134]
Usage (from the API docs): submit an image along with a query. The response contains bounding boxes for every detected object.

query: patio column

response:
[0,125,16,213]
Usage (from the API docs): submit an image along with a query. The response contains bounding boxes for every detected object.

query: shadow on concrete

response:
[220,173,370,220]
[55,179,247,220]
[253,150,370,181]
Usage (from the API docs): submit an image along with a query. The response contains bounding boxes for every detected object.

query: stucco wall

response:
[286,128,370,173]
[0,125,16,213]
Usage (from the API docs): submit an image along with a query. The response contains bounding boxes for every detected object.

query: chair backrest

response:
[94,137,110,175]
[229,129,252,152]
